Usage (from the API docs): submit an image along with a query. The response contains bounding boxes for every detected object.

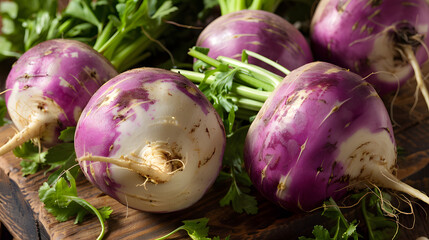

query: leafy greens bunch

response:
[0,0,179,72]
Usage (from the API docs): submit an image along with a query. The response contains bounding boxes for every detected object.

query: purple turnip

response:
[244,61,429,212]
[310,0,429,109]
[74,68,226,212]
[196,9,313,76]
[1,39,118,156]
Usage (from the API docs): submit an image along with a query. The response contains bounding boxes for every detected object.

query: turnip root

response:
[310,0,429,109]
[197,10,313,75]
[244,61,429,212]
[74,68,226,212]
[1,39,117,156]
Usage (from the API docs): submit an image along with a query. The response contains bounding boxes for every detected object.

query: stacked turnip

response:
[1,0,429,226]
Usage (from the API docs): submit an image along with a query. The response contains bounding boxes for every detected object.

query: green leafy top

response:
[0,0,179,72]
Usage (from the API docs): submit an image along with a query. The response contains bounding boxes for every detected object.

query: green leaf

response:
[298,225,331,240]
[155,217,219,240]
[181,218,211,240]
[20,159,40,176]
[39,171,112,239]
[38,172,84,221]
[0,2,19,19]
[342,221,358,239]
[312,225,331,240]
[150,1,178,23]
[44,142,79,185]
[14,141,47,164]
[219,182,258,215]
[63,0,102,31]
[58,127,76,143]
[1,18,16,35]
[13,128,78,182]
[0,98,10,126]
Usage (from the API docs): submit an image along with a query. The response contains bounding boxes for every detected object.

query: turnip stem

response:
[217,56,283,87]
[68,196,107,240]
[188,48,221,68]
[188,48,277,91]
[377,168,429,205]
[171,69,270,102]
[244,49,290,75]
[404,46,429,112]
[0,120,45,156]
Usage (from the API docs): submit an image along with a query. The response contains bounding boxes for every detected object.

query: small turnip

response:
[1,39,118,156]
[244,61,429,212]
[310,0,429,108]
[197,9,313,75]
[75,68,226,212]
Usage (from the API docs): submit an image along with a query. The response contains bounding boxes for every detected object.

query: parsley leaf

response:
[15,141,47,176]
[219,180,258,215]
[14,127,79,183]
[155,217,228,240]
[39,171,112,240]
[299,198,359,240]
[355,189,398,240]
[300,189,399,240]
[219,126,258,215]
[298,225,331,240]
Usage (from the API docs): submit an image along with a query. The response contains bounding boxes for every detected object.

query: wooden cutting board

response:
[1,74,429,240]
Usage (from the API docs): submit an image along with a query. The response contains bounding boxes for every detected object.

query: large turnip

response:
[244,61,429,212]
[75,68,226,212]
[0,39,118,156]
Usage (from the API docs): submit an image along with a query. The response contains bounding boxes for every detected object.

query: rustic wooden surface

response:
[0,66,429,239]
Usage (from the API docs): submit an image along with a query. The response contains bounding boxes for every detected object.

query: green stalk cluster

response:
[218,0,283,15]
[172,47,287,126]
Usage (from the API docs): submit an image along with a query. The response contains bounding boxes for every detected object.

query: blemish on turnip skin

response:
[199,147,216,168]
[205,128,210,138]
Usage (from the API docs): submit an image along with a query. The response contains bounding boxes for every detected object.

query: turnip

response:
[310,0,429,109]
[244,61,429,212]
[74,68,226,212]
[196,9,313,76]
[0,39,118,156]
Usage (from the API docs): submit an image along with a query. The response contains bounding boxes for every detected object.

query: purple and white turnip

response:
[197,9,313,76]
[74,68,226,212]
[244,61,429,212]
[0,39,118,156]
[310,0,429,109]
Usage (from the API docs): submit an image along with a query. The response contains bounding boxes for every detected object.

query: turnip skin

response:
[2,39,118,153]
[244,62,429,212]
[75,68,226,213]
[310,0,429,95]
[197,10,313,75]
